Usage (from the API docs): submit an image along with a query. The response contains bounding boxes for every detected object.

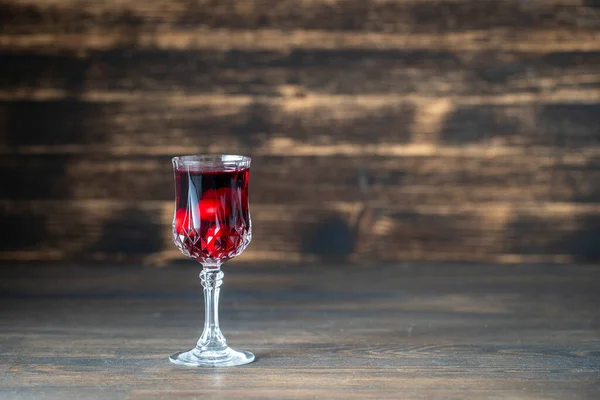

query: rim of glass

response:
[172,154,251,171]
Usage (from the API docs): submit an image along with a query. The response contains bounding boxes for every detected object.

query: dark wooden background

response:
[1,0,599,265]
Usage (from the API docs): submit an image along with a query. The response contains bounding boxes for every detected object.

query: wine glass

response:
[170,155,254,367]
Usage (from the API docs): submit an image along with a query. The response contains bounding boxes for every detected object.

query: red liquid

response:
[173,167,251,265]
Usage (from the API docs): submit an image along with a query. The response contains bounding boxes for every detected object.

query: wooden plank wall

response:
[0,0,599,265]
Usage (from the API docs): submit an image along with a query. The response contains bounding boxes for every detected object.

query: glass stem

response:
[197,267,227,351]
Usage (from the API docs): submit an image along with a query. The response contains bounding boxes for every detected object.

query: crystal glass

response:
[170,155,254,367]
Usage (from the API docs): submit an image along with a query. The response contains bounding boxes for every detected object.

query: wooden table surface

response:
[1,263,599,399]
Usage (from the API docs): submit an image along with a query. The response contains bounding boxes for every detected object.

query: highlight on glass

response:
[170,154,254,367]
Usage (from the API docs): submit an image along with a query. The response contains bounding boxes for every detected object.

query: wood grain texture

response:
[0,263,599,399]
[0,0,599,264]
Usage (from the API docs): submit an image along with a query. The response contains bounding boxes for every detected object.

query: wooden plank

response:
[2,98,599,152]
[2,49,600,96]
[2,154,599,205]
[1,199,598,264]
[0,263,599,399]
[1,0,596,34]
[3,27,600,53]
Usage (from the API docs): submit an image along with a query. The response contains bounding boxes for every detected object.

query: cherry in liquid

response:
[173,167,250,265]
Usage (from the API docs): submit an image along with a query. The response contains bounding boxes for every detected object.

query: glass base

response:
[169,346,255,367]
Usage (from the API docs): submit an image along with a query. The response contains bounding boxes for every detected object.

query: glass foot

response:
[170,346,255,367]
